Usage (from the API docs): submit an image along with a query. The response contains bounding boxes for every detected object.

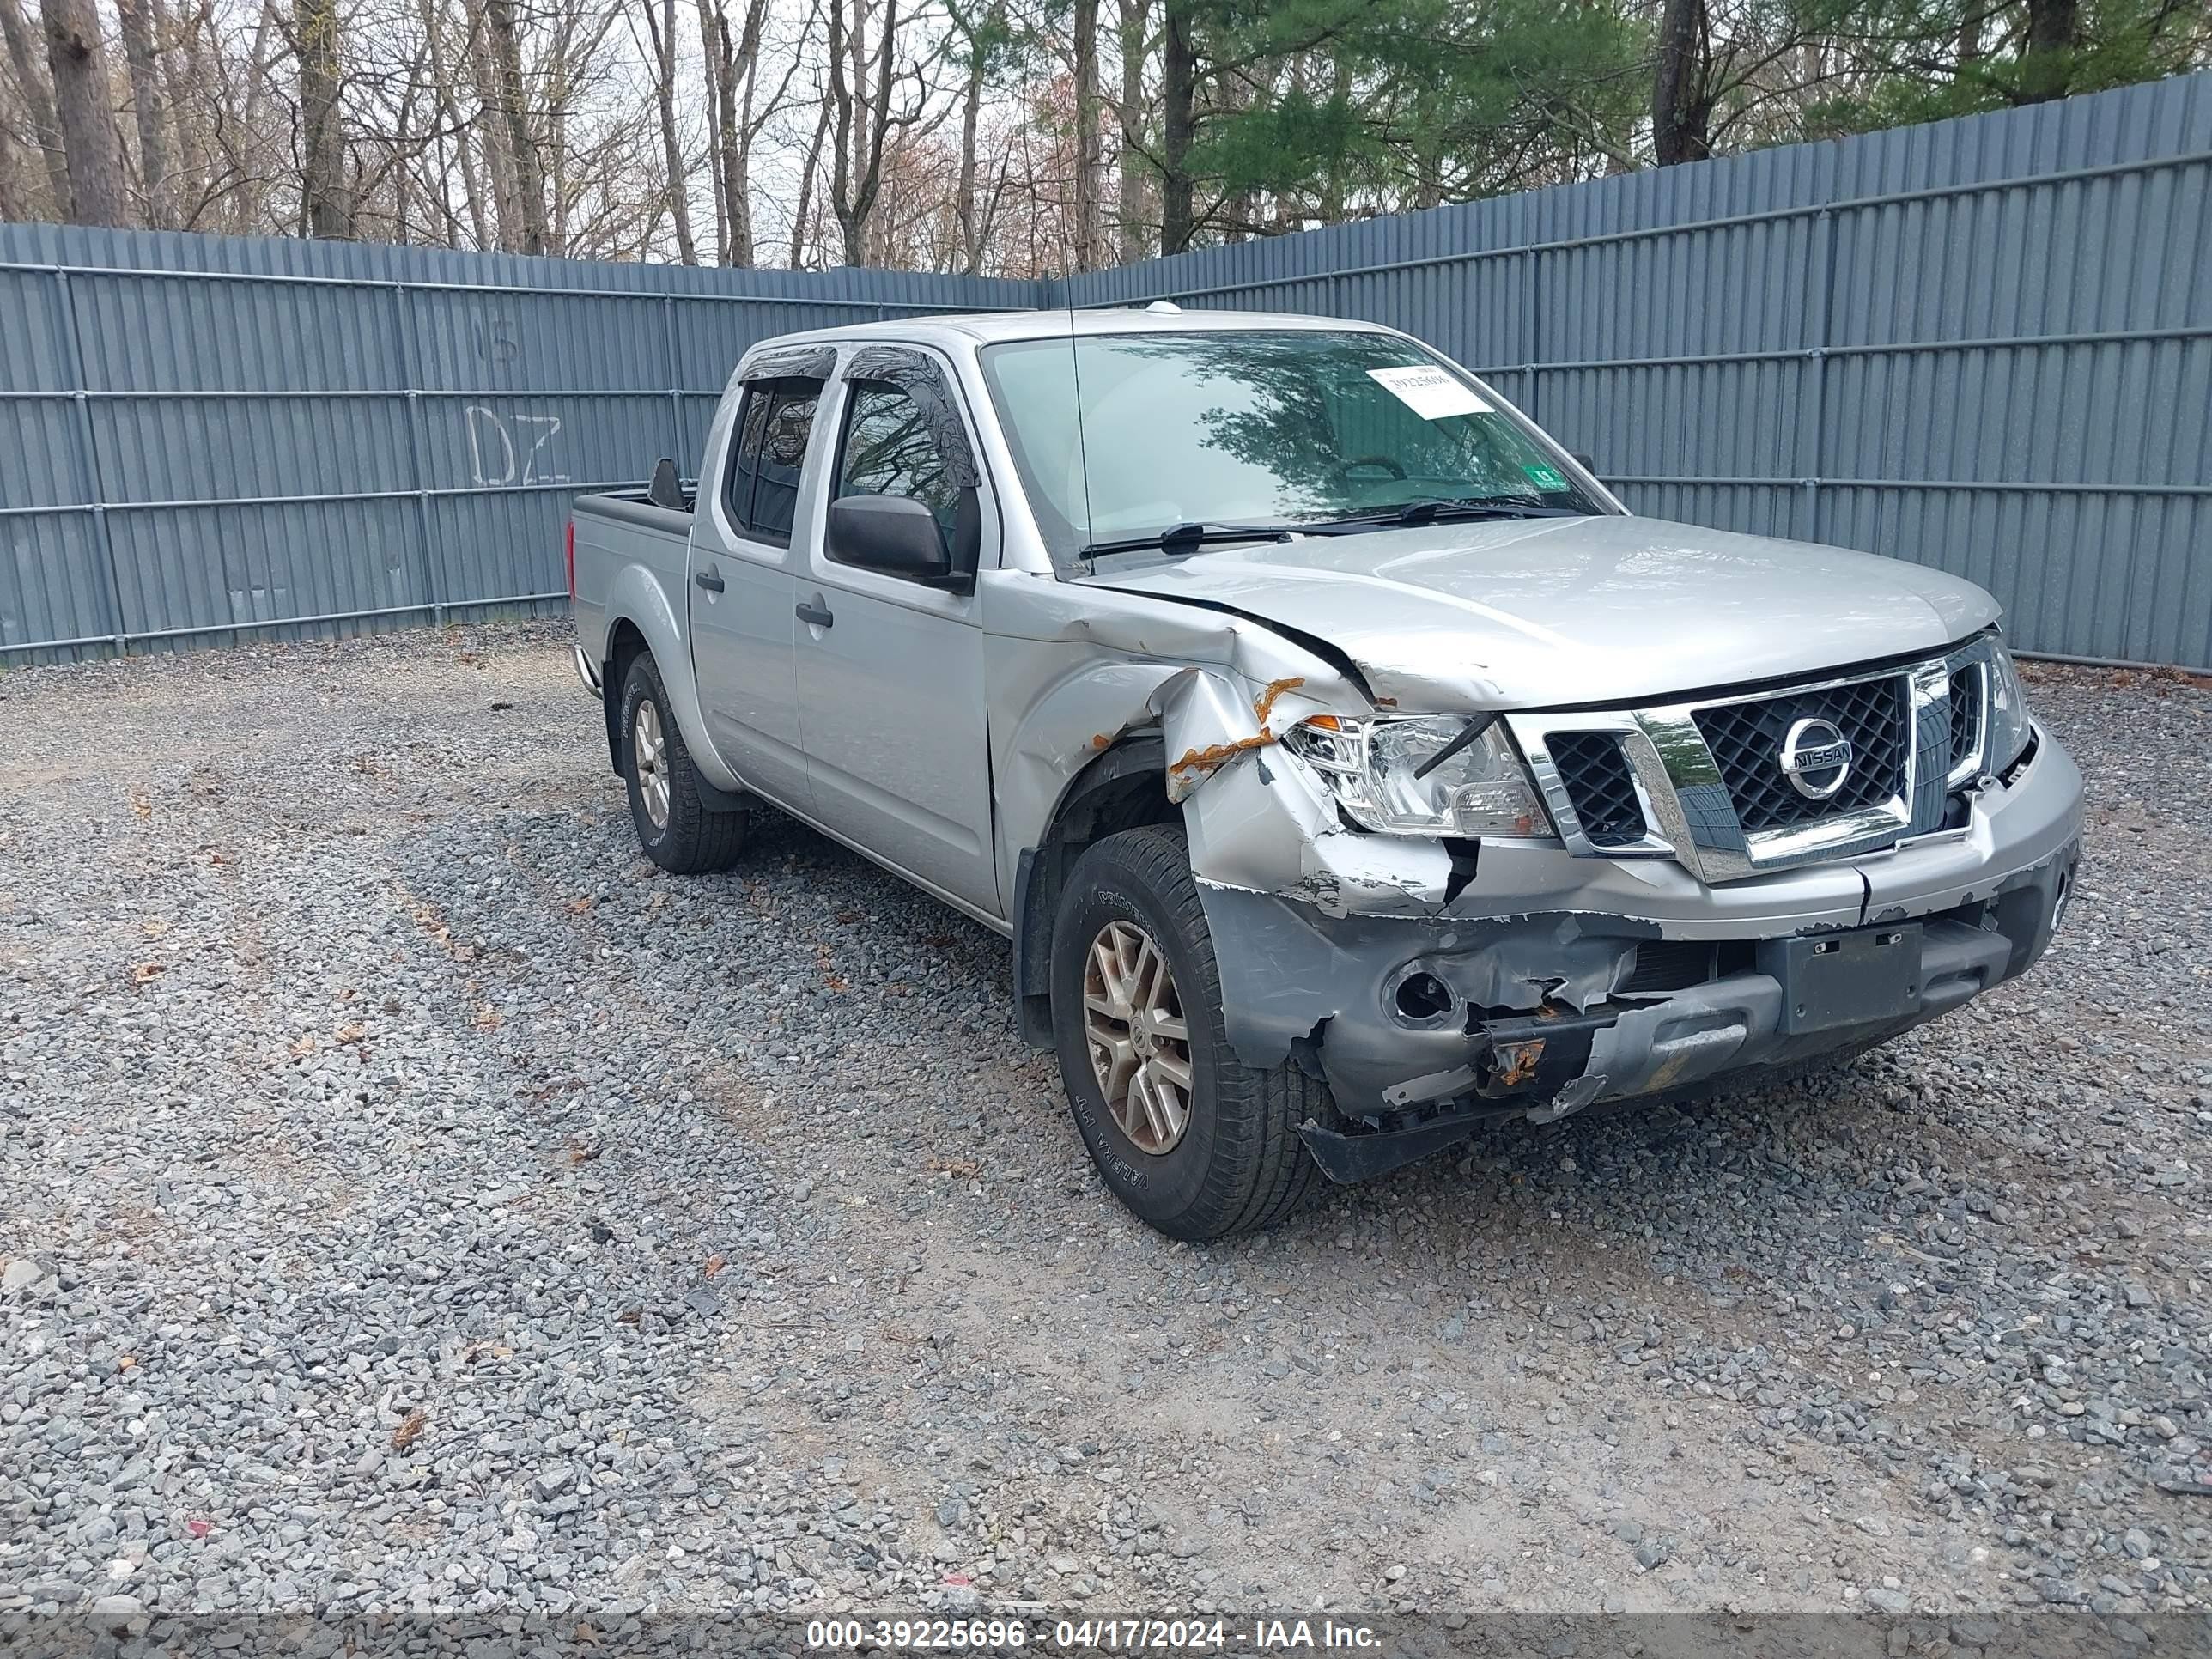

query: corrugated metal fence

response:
[2,70,2209,665]
[0,226,1032,660]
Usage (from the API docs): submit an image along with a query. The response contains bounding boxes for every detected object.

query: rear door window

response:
[723,377,822,546]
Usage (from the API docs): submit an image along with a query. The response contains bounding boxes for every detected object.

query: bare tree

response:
[695,0,781,264]
[417,0,488,244]
[294,0,350,233]
[789,90,829,264]
[463,1,520,244]
[946,0,1002,274]
[637,0,695,260]
[1,0,70,214]
[826,0,906,266]
[154,0,218,227]
[112,0,168,222]
[483,0,546,251]
[0,94,16,215]
[38,0,127,224]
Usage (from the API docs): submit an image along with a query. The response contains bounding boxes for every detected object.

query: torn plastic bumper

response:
[1204,839,2079,1184]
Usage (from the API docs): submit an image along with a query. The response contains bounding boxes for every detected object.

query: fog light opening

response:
[1391,970,1455,1026]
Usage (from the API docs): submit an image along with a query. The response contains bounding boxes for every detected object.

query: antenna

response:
[1068,305,1095,569]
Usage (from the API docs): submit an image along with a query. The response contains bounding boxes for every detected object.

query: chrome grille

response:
[1509,635,2001,884]
[1548,732,1646,847]
[1692,675,1909,833]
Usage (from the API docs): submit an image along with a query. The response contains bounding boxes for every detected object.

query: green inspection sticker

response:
[1522,465,1567,491]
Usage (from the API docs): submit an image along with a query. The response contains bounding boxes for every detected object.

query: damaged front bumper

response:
[1193,724,2083,1182]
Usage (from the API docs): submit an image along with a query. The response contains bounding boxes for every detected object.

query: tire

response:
[617,653,746,874]
[1050,824,1330,1241]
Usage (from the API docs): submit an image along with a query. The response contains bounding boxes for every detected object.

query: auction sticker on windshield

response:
[1366,363,1490,420]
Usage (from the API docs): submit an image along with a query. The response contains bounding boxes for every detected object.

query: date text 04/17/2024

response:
[802,1619,1383,1651]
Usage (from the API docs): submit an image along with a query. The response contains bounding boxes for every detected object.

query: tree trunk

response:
[419,0,487,246]
[791,94,829,267]
[828,0,898,268]
[955,30,982,273]
[295,0,349,235]
[692,0,728,258]
[1114,0,1148,260]
[724,0,768,266]
[38,0,128,225]
[483,0,545,252]
[2019,0,2078,100]
[1217,70,1251,237]
[1651,0,1711,167]
[232,0,281,229]
[154,0,214,227]
[1158,0,1193,253]
[643,0,695,261]
[0,0,70,216]
[112,0,166,223]
[465,9,519,247]
[846,0,868,188]
[1317,51,1346,222]
[1071,0,1100,271]
[1956,5,1984,67]
[827,0,854,262]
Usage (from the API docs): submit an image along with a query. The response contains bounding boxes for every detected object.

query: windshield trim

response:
[973,326,1619,578]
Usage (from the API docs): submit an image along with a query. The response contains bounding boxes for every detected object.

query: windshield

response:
[975,327,1605,568]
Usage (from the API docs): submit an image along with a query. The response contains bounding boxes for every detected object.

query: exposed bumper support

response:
[574,641,605,697]
[1218,836,2078,1182]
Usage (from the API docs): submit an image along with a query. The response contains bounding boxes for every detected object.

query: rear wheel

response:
[618,653,746,874]
[1050,825,1330,1240]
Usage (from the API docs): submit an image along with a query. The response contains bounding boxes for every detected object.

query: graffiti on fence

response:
[464,407,568,488]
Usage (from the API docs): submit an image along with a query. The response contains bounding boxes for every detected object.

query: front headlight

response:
[1283,714,1553,837]
[1987,641,2033,772]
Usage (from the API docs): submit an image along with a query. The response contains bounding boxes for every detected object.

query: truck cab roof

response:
[742,306,1400,360]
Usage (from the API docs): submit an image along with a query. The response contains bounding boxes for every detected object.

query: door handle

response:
[795,600,835,629]
[694,568,726,593]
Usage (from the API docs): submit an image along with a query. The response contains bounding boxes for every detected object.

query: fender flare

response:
[1009,734,1170,1046]
[598,561,748,799]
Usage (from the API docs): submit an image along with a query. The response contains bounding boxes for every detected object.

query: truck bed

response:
[570,486,696,671]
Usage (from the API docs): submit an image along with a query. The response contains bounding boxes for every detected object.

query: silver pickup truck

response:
[568,307,2083,1241]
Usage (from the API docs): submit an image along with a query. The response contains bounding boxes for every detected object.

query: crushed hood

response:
[1080,514,2000,710]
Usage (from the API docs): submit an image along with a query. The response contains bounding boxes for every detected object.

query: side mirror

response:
[826,494,958,587]
[1569,451,1596,474]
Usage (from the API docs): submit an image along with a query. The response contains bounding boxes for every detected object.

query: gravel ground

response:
[1,623,2207,1627]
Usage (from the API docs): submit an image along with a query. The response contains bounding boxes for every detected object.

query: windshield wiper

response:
[1295,495,1587,533]
[1081,521,1294,560]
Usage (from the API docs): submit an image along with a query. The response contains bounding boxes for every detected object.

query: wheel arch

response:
[1011,733,1181,1048]
[601,617,650,774]
[595,561,744,796]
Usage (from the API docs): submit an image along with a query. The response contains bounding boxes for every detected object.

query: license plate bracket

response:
[1759,923,1924,1036]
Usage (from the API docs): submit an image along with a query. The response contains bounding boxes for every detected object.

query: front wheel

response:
[1050,825,1331,1241]
[618,653,746,874]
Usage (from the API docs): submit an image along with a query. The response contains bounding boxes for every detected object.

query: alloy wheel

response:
[1082,919,1194,1154]
[633,698,672,830]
